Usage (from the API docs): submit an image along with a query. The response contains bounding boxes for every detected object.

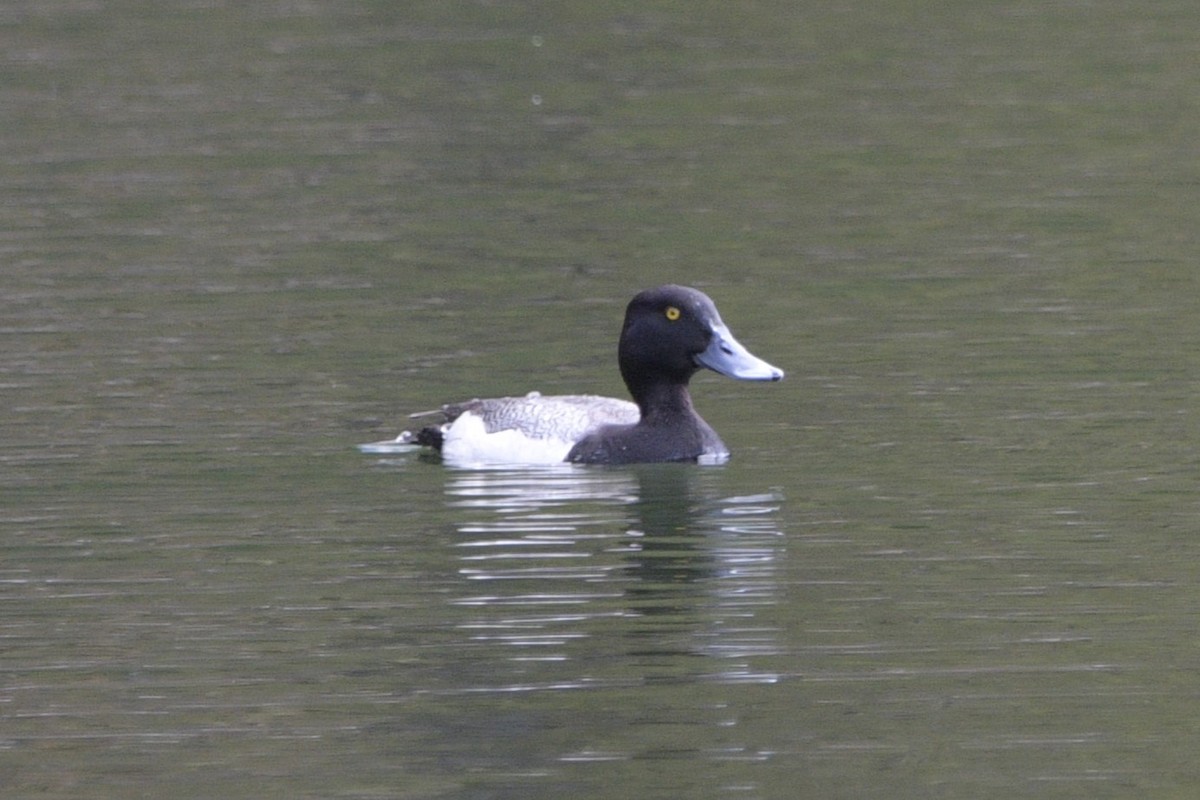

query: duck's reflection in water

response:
[443,464,784,686]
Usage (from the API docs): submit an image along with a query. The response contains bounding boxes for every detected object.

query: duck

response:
[360,285,783,466]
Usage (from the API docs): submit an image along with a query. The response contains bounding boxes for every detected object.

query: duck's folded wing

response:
[462,393,638,441]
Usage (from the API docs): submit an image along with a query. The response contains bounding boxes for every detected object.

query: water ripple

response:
[438,467,786,685]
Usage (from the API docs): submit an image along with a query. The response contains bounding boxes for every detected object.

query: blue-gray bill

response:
[694,322,784,381]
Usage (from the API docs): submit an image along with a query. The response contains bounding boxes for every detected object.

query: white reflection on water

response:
[439,466,785,687]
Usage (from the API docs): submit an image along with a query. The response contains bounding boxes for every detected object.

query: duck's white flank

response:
[441,392,639,467]
[441,412,577,466]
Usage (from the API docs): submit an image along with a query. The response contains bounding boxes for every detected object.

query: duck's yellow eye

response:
[664,306,681,321]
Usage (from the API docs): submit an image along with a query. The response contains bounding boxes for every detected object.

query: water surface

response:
[4,2,1200,798]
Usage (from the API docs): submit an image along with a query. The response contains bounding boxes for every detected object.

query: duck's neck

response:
[631,380,695,425]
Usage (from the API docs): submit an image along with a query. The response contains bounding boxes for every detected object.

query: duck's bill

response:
[696,323,784,381]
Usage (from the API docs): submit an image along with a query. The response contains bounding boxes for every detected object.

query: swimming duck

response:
[362,285,783,466]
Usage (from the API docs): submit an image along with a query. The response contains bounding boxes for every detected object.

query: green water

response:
[4,2,1200,798]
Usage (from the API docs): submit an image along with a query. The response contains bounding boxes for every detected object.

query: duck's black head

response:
[616,285,783,408]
